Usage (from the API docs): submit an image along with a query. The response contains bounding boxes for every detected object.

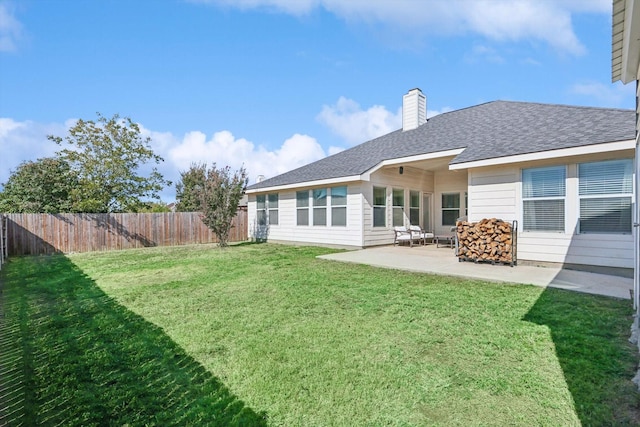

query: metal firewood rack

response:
[456,220,517,267]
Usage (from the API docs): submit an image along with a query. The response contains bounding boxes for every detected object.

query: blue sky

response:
[0,0,635,201]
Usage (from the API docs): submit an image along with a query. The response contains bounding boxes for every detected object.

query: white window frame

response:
[313,188,327,226]
[296,190,309,226]
[441,193,460,227]
[578,159,633,234]
[409,190,420,226]
[522,166,566,232]
[330,186,347,227]
[267,193,278,226]
[373,186,386,228]
[392,188,405,227]
[464,191,468,218]
[256,193,278,226]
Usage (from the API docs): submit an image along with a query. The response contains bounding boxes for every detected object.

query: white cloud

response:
[461,1,585,55]
[0,1,23,52]
[427,107,453,118]
[465,44,505,64]
[317,96,451,147]
[0,118,328,199]
[521,57,542,66]
[0,118,70,186]
[189,0,318,15]
[166,130,326,186]
[327,146,344,156]
[317,96,402,145]
[192,0,608,55]
[0,116,24,137]
[570,81,637,108]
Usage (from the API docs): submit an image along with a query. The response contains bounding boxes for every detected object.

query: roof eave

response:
[245,174,363,194]
[613,0,640,83]
[361,148,466,180]
[449,139,636,170]
[245,148,466,194]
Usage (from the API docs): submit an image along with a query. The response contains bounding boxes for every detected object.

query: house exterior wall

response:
[247,166,468,248]
[467,150,635,269]
[433,170,468,236]
[247,184,364,247]
[363,166,436,246]
[637,81,640,132]
[361,166,469,246]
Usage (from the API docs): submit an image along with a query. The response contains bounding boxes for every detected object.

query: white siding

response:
[248,185,364,247]
[467,154,635,269]
[517,232,633,268]
[363,166,437,246]
[468,167,518,223]
[433,169,468,236]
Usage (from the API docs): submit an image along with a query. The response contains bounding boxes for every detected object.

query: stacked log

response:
[456,218,514,264]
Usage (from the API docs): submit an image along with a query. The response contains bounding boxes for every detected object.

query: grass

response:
[1,243,639,426]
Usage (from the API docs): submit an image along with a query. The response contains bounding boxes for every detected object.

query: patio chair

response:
[393,226,421,247]
[409,225,434,245]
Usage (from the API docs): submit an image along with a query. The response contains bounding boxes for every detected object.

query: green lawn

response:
[1,243,639,426]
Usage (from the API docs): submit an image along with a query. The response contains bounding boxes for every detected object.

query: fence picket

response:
[4,211,248,256]
[0,215,6,269]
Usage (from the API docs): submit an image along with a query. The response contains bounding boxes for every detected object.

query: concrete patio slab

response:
[318,245,633,300]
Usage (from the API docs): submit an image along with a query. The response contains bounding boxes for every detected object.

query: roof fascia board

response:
[246,148,466,194]
[613,0,626,82]
[449,139,636,170]
[622,0,640,83]
[245,175,362,194]
[361,148,465,180]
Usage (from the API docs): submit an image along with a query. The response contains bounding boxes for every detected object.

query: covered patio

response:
[318,244,633,299]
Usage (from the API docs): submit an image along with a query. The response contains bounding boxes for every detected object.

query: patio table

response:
[435,234,455,248]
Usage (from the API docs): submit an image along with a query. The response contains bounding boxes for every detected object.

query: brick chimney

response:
[402,88,426,131]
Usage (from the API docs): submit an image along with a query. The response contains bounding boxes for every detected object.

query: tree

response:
[197,164,247,248]
[48,113,170,213]
[0,157,78,213]
[138,201,171,213]
[175,162,207,212]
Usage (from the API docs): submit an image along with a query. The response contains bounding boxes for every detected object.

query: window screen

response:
[579,159,632,233]
[392,188,404,227]
[313,188,327,226]
[409,190,420,225]
[522,166,565,232]
[331,186,347,227]
[296,190,309,226]
[441,193,460,226]
[373,187,386,227]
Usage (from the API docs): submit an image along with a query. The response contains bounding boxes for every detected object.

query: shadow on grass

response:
[524,287,640,426]
[0,254,267,426]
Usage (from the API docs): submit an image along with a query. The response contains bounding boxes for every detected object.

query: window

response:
[579,159,632,233]
[464,192,468,218]
[522,166,565,232]
[256,193,278,226]
[296,190,309,226]
[373,187,386,227]
[313,188,327,226]
[441,193,460,226]
[268,194,278,225]
[409,190,420,225]
[256,195,266,226]
[331,186,347,227]
[392,188,404,227]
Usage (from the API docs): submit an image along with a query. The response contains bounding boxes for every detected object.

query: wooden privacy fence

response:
[4,210,248,256]
[0,215,6,269]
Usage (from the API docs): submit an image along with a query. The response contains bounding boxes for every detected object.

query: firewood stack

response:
[455,218,514,264]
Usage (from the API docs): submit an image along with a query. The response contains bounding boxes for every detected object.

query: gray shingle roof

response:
[248,100,635,191]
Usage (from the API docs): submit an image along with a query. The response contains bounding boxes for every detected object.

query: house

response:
[612,0,640,315]
[246,88,636,271]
